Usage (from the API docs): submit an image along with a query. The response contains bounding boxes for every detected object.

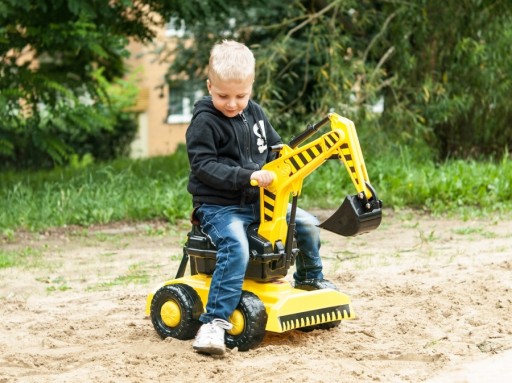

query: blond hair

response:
[208,40,255,83]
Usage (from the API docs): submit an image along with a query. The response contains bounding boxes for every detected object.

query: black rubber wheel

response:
[150,283,203,340]
[314,320,341,330]
[225,291,267,351]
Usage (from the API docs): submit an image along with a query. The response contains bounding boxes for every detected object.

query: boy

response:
[186,40,336,356]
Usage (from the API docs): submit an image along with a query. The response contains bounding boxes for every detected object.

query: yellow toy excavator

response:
[145,112,382,351]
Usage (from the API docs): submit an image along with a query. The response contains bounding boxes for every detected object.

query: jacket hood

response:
[191,97,223,121]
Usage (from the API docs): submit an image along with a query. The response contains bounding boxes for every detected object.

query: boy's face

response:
[207,77,253,118]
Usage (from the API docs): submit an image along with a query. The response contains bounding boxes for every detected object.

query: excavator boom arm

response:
[257,113,381,247]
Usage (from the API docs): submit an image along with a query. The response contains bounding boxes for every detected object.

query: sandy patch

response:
[1,210,511,382]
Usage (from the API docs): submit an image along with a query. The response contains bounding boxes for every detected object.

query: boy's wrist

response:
[238,168,254,186]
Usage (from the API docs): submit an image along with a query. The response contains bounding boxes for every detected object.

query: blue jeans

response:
[195,202,324,323]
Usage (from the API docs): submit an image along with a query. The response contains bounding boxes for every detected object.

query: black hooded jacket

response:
[186,97,282,207]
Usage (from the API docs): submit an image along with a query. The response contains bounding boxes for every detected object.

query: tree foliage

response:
[2,0,510,167]
[375,0,512,159]
[166,0,512,160]
[0,0,246,168]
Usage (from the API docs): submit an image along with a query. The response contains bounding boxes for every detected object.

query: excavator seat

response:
[182,211,298,283]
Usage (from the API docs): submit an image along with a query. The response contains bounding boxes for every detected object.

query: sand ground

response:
[1,209,511,382]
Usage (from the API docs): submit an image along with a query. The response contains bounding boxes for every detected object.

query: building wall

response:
[125,30,188,158]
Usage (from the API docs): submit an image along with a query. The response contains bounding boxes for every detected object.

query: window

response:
[167,81,204,124]
[165,17,186,38]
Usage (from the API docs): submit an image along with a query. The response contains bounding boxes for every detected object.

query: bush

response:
[0,69,140,170]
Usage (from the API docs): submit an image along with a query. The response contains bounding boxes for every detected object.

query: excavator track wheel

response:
[225,291,267,351]
[150,284,203,340]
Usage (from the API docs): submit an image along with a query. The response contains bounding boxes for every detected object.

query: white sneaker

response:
[193,318,233,355]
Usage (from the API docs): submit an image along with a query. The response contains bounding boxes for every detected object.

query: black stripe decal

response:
[289,157,300,171]
[264,189,276,199]
[278,304,351,331]
[325,135,334,149]
[298,152,308,165]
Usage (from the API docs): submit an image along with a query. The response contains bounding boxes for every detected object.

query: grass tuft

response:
[1,145,511,234]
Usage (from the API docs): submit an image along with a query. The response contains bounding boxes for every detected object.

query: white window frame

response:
[167,86,204,124]
[165,17,186,38]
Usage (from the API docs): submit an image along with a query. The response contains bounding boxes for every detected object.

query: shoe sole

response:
[193,345,226,356]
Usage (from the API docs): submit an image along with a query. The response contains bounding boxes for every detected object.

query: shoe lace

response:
[211,318,233,331]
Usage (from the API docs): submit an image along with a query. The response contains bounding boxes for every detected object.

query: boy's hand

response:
[250,170,274,187]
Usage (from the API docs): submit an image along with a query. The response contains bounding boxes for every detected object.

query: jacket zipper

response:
[240,112,253,163]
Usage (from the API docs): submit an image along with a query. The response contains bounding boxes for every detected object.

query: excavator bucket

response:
[319,194,382,237]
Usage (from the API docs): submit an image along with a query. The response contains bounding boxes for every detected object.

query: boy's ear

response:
[206,79,211,93]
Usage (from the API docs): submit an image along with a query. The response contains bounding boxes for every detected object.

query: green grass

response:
[302,148,512,219]
[37,276,72,293]
[88,263,150,290]
[0,247,44,269]
[0,250,17,268]
[1,145,512,234]
[0,146,191,232]
[452,227,497,238]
